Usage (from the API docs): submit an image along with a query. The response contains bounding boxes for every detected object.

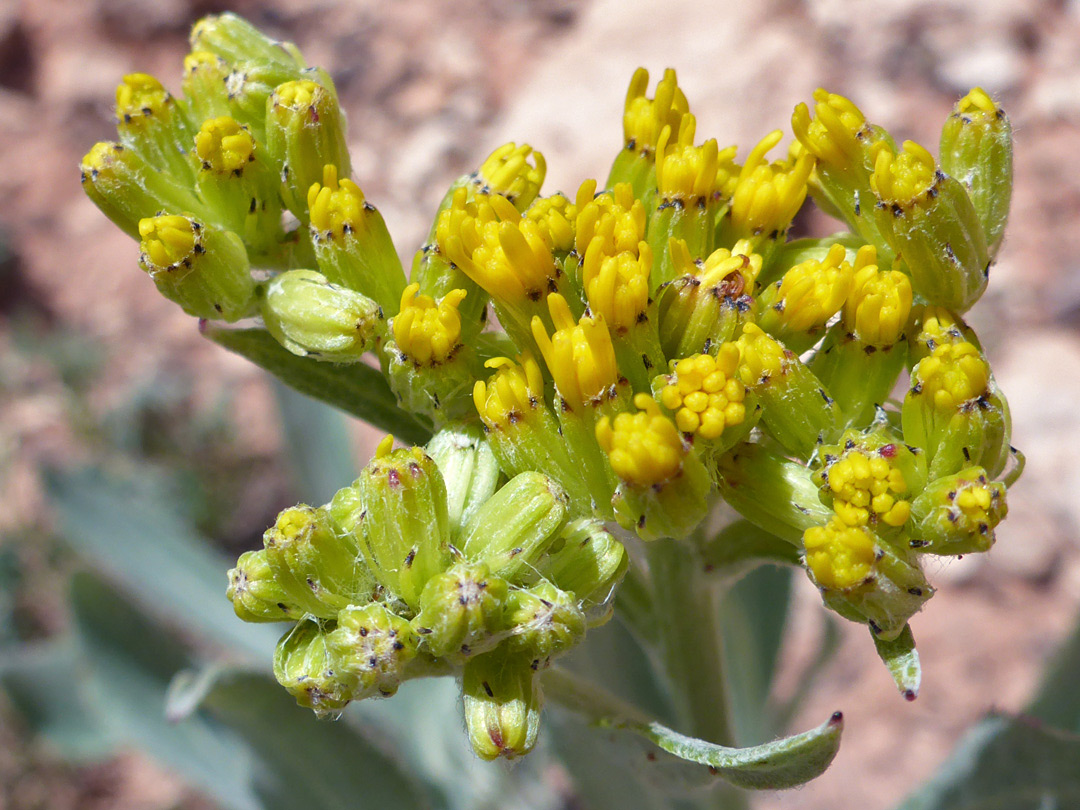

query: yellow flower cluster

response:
[791,89,869,172]
[115,73,172,127]
[767,243,855,333]
[914,341,991,411]
[803,518,877,590]
[392,284,467,366]
[139,215,197,271]
[824,449,910,528]
[477,143,546,209]
[307,164,366,239]
[655,114,736,200]
[195,117,257,175]
[622,67,689,153]
[842,249,912,347]
[596,394,685,488]
[532,294,619,410]
[730,130,814,237]
[659,347,747,439]
[473,354,546,431]
[871,141,938,205]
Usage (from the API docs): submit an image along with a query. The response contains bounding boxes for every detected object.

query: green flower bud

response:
[459,472,570,584]
[190,13,305,74]
[735,324,843,458]
[114,73,195,184]
[137,214,255,321]
[657,239,760,358]
[81,142,209,238]
[265,78,350,222]
[871,141,989,312]
[260,269,382,362]
[326,603,419,700]
[262,504,375,617]
[901,339,1010,479]
[307,165,407,314]
[336,438,452,610]
[535,518,627,625]
[462,651,542,761]
[226,549,304,623]
[180,51,232,124]
[411,562,509,662]
[939,88,1012,259]
[909,466,1006,555]
[273,619,356,718]
[504,580,586,666]
[192,116,282,253]
[424,424,500,539]
[716,442,832,545]
[802,518,932,641]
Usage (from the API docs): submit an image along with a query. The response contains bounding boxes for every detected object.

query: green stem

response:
[647,538,736,748]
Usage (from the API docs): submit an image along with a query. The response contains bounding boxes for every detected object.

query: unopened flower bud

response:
[909,466,1006,555]
[871,141,989,311]
[326,603,418,699]
[274,619,356,718]
[535,518,627,624]
[190,13,305,75]
[940,88,1012,258]
[262,504,374,617]
[337,438,452,610]
[462,651,542,761]
[180,51,232,124]
[115,73,195,183]
[81,142,208,238]
[424,423,500,538]
[307,164,407,314]
[505,581,586,666]
[411,562,509,661]
[657,239,760,358]
[736,323,842,457]
[596,394,711,540]
[260,269,382,362]
[716,442,832,544]
[460,472,570,583]
[266,78,350,221]
[902,339,1010,479]
[226,549,303,622]
[138,214,255,320]
[803,518,932,641]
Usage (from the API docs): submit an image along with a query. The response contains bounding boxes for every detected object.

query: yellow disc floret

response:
[116,73,172,128]
[622,67,690,153]
[477,143,546,208]
[823,447,910,528]
[138,215,197,272]
[274,79,321,110]
[791,89,869,172]
[914,341,990,411]
[659,345,747,439]
[871,140,938,205]
[194,116,256,174]
[596,394,686,487]
[531,294,619,410]
[730,130,814,236]
[736,323,792,386]
[525,194,577,254]
[956,87,998,117]
[473,354,546,430]
[842,247,913,347]
[437,189,557,303]
[308,164,366,239]
[768,242,855,333]
[392,283,467,366]
[575,182,647,257]
[803,517,877,590]
[581,240,652,332]
[656,114,735,201]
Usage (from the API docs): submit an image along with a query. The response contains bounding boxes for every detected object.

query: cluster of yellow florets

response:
[596,394,686,488]
[823,449,911,528]
[914,341,990,410]
[659,347,747,439]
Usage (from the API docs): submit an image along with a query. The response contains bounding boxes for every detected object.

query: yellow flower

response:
[596,394,685,487]
[656,114,737,200]
[803,517,877,590]
[115,73,172,129]
[730,130,814,236]
[822,447,910,528]
[531,294,619,410]
[575,181,647,257]
[195,117,257,175]
[791,89,870,172]
[392,283,467,366]
[914,341,990,411]
[659,347,747,439]
[842,247,912,347]
[871,140,939,206]
[622,67,689,153]
[766,243,855,333]
[581,241,652,333]
[477,143,546,209]
[473,354,546,431]
[307,164,366,239]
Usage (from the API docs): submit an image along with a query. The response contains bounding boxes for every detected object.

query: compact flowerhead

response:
[475,142,546,209]
[575,182,648,257]
[655,115,737,201]
[195,116,256,174]
[580,240,652,333]
[791,89,872,174]
[532,293,620,411]
[621,67,689,155]
[803,517,877,591]
[815,438,913,529]
[596,393,686,488]
[910,466,1007,555]
[658,346,748,440]
[307,163,366,239]
[115,72,174,130]
[473,354,546,432]
[871,140,938,209]
[914,341,990,412]
[730,130,814,238]
[842,249,912,348]
[392,283,467,366]
[759,242,855,339]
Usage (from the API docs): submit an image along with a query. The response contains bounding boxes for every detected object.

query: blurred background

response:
[2,0,1080,808]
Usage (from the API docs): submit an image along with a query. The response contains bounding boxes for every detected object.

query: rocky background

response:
[2,1,1079,808]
